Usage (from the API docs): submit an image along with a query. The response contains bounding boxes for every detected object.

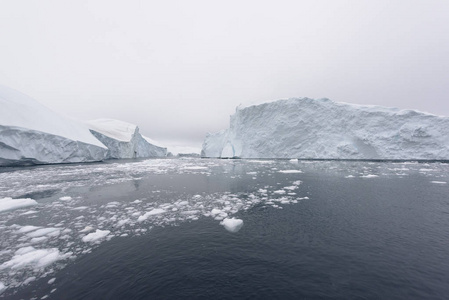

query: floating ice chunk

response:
[211,208,223,215]
[27,228,60,238]
[146,208,166,215]
[0,247,66,270]
[79,226,94,233]
[360,174,379,178]
[20,210,38,215]
[220,218,244,233]
[345,175,355,178]
[283,186,297,190]
[278,170,303,174]
[273,190,286,194]
[17,225,41,234]
[289,159,299,163]
[279,198,291,204]
[137,208,166,222]
[431,181,447,184]
[30,237,49,244]
[48,278,56,284]
[117,219,130,227]
[59,196,72,201]
[0,197,37,213]
[23,276,36,285]
[72,206,88,210]
[82,229,110,243]
[210,208,228,220]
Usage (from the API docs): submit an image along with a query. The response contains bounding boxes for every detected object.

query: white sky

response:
[1,0,448,147]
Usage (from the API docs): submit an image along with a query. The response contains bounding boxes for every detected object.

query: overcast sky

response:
[1,0,448,147]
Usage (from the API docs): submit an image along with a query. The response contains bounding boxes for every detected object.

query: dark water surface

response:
[1,159,449,299]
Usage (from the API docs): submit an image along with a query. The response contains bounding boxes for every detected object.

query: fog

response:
[1,0,448,147]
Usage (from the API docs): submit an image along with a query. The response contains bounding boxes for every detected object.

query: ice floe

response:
[278,170,303,174]
[0,246,67,270]
[220,218,244,233]
[82,230,111,243]
[0,198,37,213]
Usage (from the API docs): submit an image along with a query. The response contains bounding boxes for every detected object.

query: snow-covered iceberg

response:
[202,98,449,160]
[0,85,108,166]
[87,119,167,159]
[0,85,166,166]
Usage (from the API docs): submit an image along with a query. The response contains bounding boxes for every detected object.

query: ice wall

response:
[0,85,108,166]
[0,85,166,166]
[87,119,167,159]
[202,98,449,160]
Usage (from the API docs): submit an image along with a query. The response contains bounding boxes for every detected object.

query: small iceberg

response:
[220,218,244,233]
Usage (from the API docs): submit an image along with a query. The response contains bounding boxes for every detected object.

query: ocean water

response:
[1,158,449,299]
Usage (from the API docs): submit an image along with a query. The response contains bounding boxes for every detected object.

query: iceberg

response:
[0,85,166,166]
[0,85,108,166]
[202,98,449,160]
[220,218,244,233]
[87,119,167,159]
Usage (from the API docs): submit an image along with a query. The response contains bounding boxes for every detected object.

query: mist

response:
[1,0,448,147]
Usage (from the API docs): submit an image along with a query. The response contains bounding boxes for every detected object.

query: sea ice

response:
[16,225,41,234]
[360,174,379,178]
[0,197,37,213]
[79,226,94,233]
[0,247,66,270]
[82,230,111,243]
[27,228,60,238]
[278,170,303,174]
[220,218,244,233]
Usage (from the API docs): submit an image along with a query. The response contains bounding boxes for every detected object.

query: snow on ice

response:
[202,98,449,159]
[0,84,166,166]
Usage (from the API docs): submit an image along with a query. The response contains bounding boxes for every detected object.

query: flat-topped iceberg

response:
[202,98,449,160]
[0,85,166,166]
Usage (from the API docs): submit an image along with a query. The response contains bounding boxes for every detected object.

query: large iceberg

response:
[0,85,108,166]
[0,85,166,166]
[87,119,167,159]
[202,98,449,160]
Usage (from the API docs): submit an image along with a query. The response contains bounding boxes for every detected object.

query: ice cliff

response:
[87,119,167,159]
[0,85,166,166]
[202,98,449,160]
